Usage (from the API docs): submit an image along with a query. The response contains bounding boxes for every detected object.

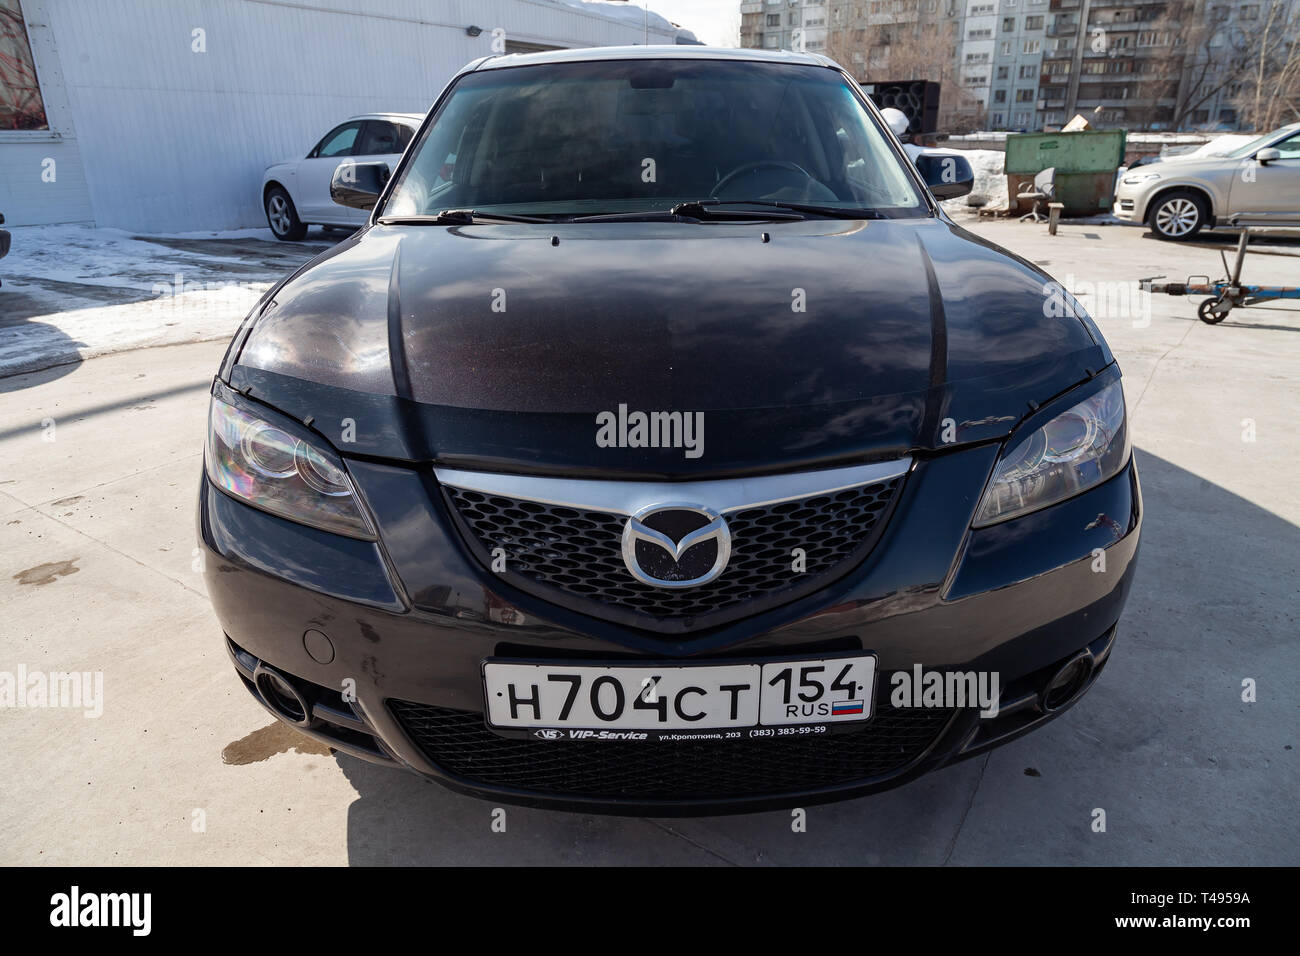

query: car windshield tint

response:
[382,59,927,219]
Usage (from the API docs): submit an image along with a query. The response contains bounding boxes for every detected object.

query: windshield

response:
[381,59,928,220]
[1226,127,1295,159]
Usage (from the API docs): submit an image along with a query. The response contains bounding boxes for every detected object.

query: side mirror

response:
[914,152,974,200]
[1256,147,1281,165]
[331,161,390,210]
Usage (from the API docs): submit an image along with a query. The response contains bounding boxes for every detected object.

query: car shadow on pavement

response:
[0,289,88,388]
[326,446,1297,865]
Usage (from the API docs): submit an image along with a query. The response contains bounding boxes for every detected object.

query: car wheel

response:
[265,186,308,241]
[1148,191,1206,241]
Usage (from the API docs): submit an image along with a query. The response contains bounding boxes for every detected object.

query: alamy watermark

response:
[596,404,704,459]
[0,665,103,718]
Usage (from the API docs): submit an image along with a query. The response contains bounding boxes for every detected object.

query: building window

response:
[994,89,1007,103]
[969,28,992,38]
[1019,64,1036,79]
[1,0,48,130]
[1025,15,1043,29]
[1022,39,1040,54]
[764,33,779,48]
[1000,40,1013,55]
[1002,17,1015,31]
[1191,109,1209,123]
[1138,31,1170,47]
[1240,4,1260,19]
[1015,88,1036,102]
[767,14,780,26]
[996,65,1009,79]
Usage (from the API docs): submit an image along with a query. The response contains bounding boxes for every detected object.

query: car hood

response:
[228,218,1109,476]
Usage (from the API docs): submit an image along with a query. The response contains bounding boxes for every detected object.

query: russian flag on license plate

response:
[831,699,864,716]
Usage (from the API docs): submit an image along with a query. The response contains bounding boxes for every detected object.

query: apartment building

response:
[988,0,1051,130]
[740,0,1297,131]
[740,0,828,54]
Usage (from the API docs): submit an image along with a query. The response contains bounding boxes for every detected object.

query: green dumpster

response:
[1005,130,1127,217]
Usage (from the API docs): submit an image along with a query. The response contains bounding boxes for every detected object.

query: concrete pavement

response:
[0,221,1296,865]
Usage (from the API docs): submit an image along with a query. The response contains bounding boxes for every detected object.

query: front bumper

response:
[200,444,1142,815]
[1112,179,1155,223]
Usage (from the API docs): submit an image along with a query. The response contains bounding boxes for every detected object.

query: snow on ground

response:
[0,225,328,377]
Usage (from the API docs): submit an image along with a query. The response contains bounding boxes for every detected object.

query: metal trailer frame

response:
[1140,219,1300,324]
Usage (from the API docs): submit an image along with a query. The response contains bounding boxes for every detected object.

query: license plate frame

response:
[481,650,877,742]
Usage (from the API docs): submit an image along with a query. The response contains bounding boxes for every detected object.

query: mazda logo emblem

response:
[621,504,731,588]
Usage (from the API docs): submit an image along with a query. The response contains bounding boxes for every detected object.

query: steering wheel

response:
[710,160,818,199]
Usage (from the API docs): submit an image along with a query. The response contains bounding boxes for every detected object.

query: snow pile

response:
[936,148,1007,216]
[1160,134,1256,161]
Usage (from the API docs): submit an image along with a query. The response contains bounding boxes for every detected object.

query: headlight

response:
[973,379,1130,527]
[1122,171,1161,185]
[205,394,375,538]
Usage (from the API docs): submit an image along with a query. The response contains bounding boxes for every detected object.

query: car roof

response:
[470,44,838,73]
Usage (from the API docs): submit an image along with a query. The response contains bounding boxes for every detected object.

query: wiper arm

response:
[673,200,888,220]
[565,209,705,223]
[568,206,803,223]
[377,209,557,225]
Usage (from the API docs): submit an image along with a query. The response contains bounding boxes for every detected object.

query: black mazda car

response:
[200,47,1141,814]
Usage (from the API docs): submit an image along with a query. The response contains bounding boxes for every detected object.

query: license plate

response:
[483,654,876,739]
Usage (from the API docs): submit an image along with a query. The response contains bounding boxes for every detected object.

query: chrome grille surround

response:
[437,459,910,635]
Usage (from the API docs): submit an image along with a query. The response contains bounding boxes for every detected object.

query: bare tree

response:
[1233,1,1300,130]
[823,1,984,133]
[1124,1,1250,129]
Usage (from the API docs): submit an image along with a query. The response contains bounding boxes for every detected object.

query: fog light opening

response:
[253,663,315,728]
[1042,653,1093,712]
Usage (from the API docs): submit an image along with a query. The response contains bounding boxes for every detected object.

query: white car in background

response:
[261,113,422,240]
[1113,122,1300,240]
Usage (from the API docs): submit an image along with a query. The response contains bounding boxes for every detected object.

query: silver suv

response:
[1113,123,1300,240]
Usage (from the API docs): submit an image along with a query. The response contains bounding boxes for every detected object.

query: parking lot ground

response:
[0,221,1296,865]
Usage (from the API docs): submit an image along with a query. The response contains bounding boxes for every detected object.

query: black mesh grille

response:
[389,701,952,800]
[443,477,901,625]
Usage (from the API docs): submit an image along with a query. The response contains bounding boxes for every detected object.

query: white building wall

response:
[13,0,681,233]
[0,0,94,226]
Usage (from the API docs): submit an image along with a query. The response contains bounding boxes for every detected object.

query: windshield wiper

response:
[671,200,889,220]
[567,206,804,223]
[377,210,557,225]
